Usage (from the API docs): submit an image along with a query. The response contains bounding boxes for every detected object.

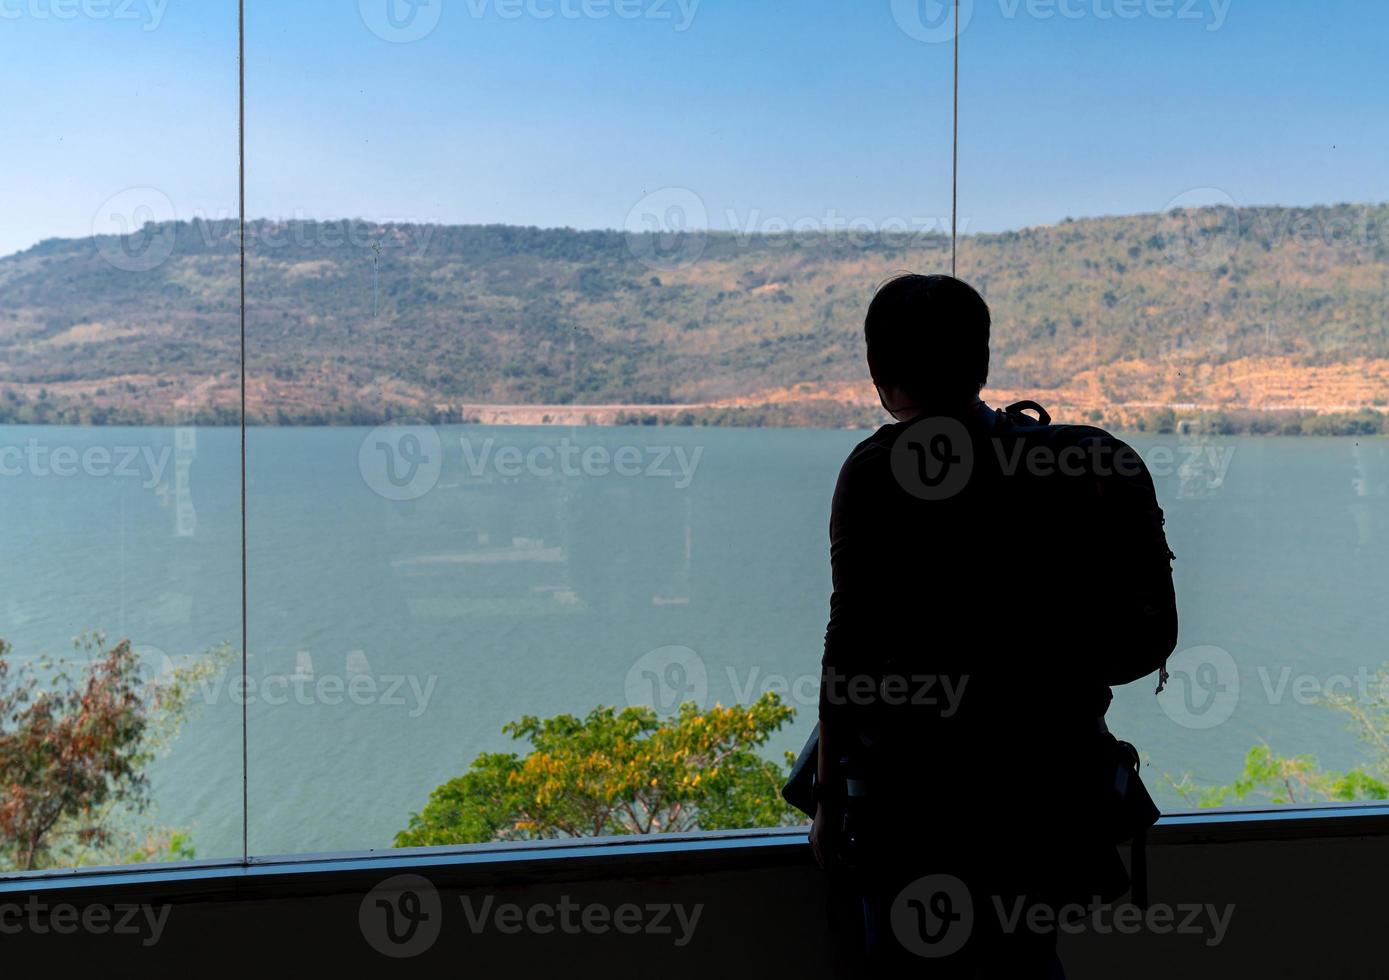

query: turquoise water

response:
[3,425,1388,860]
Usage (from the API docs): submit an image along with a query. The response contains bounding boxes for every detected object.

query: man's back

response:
[810,274,1174,975]
[822,402,1120,885]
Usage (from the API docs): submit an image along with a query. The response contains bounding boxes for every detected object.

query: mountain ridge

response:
[2,204,1387,431]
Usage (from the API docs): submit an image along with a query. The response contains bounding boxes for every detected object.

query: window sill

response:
[5,802,1389,900]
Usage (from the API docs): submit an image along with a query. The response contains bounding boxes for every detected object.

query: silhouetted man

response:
[810,274,1176,978]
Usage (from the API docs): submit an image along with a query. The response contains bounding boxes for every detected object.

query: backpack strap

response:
[1131,826,1150,910]
[1003,400,1052,426]
[1111,738,1159,910]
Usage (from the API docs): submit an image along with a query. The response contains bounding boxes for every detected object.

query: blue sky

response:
[0,0,1384,257]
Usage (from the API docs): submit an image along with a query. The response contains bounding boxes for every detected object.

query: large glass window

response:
[3,0,1388,873]
[0,2,241,871]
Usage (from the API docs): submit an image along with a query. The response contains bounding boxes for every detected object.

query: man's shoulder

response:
[838,404,1003,474]
[838,423,899,474]
[851,423,900,456]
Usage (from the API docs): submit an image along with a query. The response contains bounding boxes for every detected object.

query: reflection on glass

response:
[0,3,241,871]
[2,0,1387,873]
[247,2,1389,853]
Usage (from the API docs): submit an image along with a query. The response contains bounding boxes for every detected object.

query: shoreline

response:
[1,400,1386,437]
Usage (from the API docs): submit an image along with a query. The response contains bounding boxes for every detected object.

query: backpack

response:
[992,400,1178,692]
[786,400,1177,907]
[993,400,1175,906]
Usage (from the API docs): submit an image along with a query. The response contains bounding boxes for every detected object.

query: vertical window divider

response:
[238,0,249,867]
[952,0,960,277]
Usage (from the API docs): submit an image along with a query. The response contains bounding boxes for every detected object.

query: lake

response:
[3,424,1388,861]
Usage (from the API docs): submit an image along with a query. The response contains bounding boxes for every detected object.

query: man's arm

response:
[811,447,885,866]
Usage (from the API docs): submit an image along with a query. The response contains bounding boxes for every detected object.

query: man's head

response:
[864,273,990,418]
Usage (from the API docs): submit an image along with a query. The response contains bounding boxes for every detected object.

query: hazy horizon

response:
[7,196,1389,264]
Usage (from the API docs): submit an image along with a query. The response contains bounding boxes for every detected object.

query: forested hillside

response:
[1,204,1386,429]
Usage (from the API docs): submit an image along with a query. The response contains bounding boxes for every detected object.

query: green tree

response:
[395,693,800,847]
[1167,744,1388,808]
[0,634,232,871]
[1168,663,1389,808]
[1148,408,1178,435]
